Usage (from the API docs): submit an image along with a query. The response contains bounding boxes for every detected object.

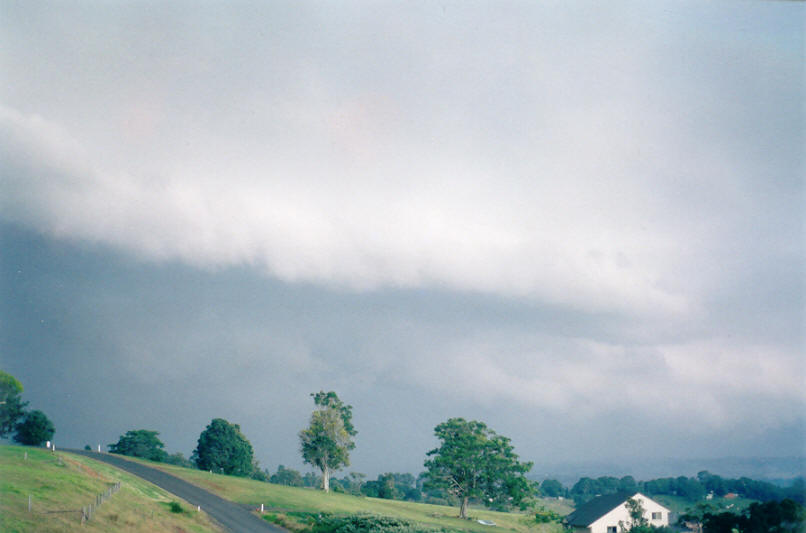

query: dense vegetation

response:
[307,513,453,533]
[109,429,167,462]
[192,418,256,477]
[548,471,805,505]
[12,410,55,446]
[6,374,802,531]
[701,499,805,533]
[1,370,55,446]
[0,371,27,437]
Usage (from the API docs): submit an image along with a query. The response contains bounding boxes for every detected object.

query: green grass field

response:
[0,445,225,533]
[81,453,570,532]
[652,492,758,517]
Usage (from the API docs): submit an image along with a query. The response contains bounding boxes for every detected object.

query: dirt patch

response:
[62,456,106,480]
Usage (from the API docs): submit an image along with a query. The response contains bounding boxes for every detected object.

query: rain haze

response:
[1,2,804,479]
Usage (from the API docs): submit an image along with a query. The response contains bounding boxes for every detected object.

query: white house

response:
[566,492,671,533]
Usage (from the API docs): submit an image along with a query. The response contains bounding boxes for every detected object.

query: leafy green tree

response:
[744,499,805,532]
[250,459,269,481]
[698,471,728,497]
[109,429,168,461]
[0,370,28,437]
[163,452,194,468]
[364,473,399,499]
[390,473,423,501]
[299,391,356,492]
[676,476,706,500]
[540,479,565,497]
[343,472,366,495]
[302,471,321,488]
[192,418,254,477]
[620,496,648,531]
[619,475,638,494]
[13,410,54,446]
[571,477,599,504]
[271,465,304,486]
[423,417,534,519]
[703,499,806,533]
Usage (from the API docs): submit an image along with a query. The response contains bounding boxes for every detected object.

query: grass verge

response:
[106,454,567,532]
[0,445,225,533]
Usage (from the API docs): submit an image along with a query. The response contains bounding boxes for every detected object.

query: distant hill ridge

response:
[530,456,805,486]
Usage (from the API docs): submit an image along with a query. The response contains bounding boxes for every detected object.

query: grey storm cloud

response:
[1,1,803,474]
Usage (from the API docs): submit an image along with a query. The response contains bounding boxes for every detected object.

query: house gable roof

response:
[566,492,637,526]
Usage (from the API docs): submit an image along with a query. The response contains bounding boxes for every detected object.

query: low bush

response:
[534,506,562,523]
[169,501,183,513]
[310,513,455,533]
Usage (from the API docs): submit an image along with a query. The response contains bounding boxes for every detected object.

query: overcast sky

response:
[1,2,804,478]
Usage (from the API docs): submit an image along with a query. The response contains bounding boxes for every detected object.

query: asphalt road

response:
[64,449,285,533]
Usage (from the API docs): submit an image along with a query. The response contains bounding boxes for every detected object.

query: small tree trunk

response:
[459,496,469,519]
[322,465,330,493]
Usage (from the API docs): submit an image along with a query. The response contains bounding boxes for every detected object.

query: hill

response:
[532,456,806,486]
[84,452,572,532]
[0,445,224,533]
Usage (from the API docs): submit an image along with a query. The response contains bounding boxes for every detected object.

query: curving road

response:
[64,449,285,533]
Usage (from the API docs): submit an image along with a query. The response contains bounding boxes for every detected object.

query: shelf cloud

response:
[1,1,803,473]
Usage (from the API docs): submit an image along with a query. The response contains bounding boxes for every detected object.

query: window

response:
[652,512,663,520]
[607,527,618,533]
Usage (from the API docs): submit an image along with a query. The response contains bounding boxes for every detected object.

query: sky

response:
[1,2,804,479]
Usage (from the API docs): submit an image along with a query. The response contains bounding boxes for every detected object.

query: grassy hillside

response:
[91,453,570,532]
[652,493,758,516]
[0,445,224,533]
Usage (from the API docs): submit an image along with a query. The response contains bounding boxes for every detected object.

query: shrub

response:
[109,429,167,461]
[164,452,195,468]
[534,506,562,523]
[13,410,55,446]
[310,513,454,533]
[169,501,183,513]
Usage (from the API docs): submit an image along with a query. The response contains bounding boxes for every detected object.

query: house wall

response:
[588,493,670,533]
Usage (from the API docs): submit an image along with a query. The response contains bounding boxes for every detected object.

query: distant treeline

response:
[270,468,455,506]
[264,465,806,510]
[103,422,805,511]
[538,471,805,505]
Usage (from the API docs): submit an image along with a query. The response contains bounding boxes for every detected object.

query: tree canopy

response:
[0,370,28,438]
[423,417,534,519]
[702,499,805,533]
[109,429,167,461]
[192,418,255,477]
[271,465,304,487]
[13,409,54,446]
[540,479,565,498]
[570,472,803,506]
[623,496,648,530]
[299,390,356,492]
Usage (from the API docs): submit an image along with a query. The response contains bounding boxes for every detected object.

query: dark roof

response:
[566,492,637,526]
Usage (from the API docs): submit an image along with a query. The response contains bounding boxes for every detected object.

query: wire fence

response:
[26,482,121,525]
[81,482,121,524]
